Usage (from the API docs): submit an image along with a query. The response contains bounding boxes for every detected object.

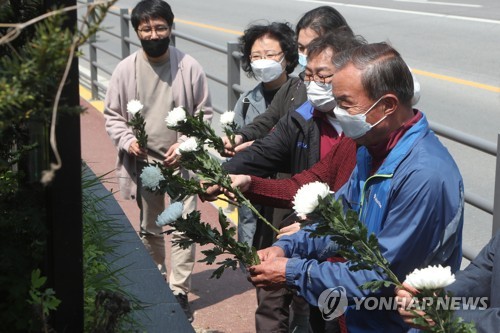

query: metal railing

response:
[78,1,243,114]
[78,2,499,260]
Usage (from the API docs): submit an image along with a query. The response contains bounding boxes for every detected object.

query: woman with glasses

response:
[232,21,297,252]
[230,22,302,332]
[221,6,352,157]
[234,22,298,131]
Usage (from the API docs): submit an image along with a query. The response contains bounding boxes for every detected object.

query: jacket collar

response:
[358,111,429,176]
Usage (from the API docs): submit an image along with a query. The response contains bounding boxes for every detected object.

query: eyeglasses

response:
[250,51,283,62]
[137,25,170,39]
[299,71,334,88]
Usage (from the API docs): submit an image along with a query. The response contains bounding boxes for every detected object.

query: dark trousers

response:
[255,287,293,333]
[310,306,341,333]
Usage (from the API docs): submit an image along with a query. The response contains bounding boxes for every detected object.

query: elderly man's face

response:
[332,63,388,145]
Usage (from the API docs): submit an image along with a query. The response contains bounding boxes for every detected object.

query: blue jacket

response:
[274,112,464,332]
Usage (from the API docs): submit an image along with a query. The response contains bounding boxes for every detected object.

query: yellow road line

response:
[79,19,500,103]
[174,18,242,36]
[176,18,500,93]
[412,69,500,93]
[79,86,104,112]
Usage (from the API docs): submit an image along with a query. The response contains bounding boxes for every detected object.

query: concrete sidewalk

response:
[80,99,257,332]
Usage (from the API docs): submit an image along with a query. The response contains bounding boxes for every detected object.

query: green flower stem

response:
[357,239,402,288]
[228,134,236,146]
[216,195,239,206]
[233,188,279,234]
[430,290,447,333]
[203,168,279,235]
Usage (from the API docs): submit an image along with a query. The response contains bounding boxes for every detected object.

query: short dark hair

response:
[307,28,366,62]
[296,6,352,36]
[239,22,298,78]
[333,42,414,106]
[131,0,174,30]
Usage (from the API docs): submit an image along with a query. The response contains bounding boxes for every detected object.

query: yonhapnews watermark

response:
[318,287,488,321]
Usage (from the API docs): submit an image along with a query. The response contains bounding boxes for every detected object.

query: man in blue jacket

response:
[248,42,464,333]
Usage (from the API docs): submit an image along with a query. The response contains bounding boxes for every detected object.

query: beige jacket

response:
[104,47,213,200]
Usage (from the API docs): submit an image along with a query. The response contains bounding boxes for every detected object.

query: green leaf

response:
[31,269,46,289]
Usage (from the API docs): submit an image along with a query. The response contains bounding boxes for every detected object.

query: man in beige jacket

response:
[104,0,212,322]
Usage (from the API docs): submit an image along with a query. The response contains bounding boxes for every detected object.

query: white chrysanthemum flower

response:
[175,137,199,155]
[127,99,143,116]
[404,265,456,290]
[293,182,330,219]
[156,202,184,227]
[220,110,236,125]
[165,106,187,127]
[140,165,165,191]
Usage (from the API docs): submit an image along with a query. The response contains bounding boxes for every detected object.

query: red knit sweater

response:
[244,136,357,208]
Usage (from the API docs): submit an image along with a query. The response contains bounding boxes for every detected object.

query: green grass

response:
[82,163,142,332]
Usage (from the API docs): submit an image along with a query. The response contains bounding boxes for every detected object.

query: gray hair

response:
[333,42,414,106]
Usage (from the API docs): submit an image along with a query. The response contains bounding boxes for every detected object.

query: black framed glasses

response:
[137,25,170,39]
[299,71,334,88]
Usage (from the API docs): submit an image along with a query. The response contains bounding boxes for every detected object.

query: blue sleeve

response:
[286,257,388,305]
[284,166,464,306]
[274,227,339,260]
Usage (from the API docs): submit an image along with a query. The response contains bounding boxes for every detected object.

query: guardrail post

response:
[492,134,500,235]
[227,41,240,110]
[119,8,130,59]
[87,0,98,99]
[171,22,176,46]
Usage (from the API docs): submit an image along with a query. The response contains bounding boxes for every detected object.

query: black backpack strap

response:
[242,97,250,122]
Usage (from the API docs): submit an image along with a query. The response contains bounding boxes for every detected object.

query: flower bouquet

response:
[138,107,279,277]
[402,266,476,332]
[292,181,476,332]
[126,99,147,149]
[164,106,225,153]
[219,110,238,146]
[154,200,261,278]
[163,107,278,234]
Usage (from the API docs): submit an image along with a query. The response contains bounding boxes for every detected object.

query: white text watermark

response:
[317,287,488,321]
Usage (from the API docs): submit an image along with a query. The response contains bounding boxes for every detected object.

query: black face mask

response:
[140,37,170,58]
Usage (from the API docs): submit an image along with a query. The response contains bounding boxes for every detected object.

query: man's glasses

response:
[299,71,334,88]
[137,26,170,39]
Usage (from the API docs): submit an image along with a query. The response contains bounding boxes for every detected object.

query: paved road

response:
[82,0,500,255]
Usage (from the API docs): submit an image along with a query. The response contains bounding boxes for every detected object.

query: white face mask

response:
[251,58,284,83]
[333,96,386,139]
[306,81,336,112]
[298,53,307,71]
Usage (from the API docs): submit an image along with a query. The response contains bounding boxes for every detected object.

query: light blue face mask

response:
[298,53,307,70]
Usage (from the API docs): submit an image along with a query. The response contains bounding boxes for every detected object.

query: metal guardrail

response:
[78,1,499,260]
[77,0,244,114]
